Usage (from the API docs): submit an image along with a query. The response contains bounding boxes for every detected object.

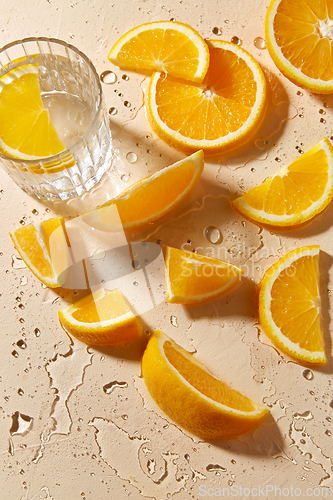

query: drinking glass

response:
[0,37,113,201]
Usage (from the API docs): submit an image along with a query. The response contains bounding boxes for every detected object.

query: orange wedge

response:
[59,288,142,346]
[142,330,269,440]
[9,217,70,288]
[259,246,326,365]
[165,246,244,304]
[265,0,333,93]
[108,21,210,82]
[233,138,333,227]
[80,150,204,231]
[145,40,267,155]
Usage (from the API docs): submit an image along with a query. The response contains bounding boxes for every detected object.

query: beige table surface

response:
[1,0,333,499]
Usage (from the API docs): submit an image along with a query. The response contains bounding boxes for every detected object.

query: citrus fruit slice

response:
[59,288,142,346]
[233,138,333,227]
[108,21,210,83]
[0,64,66,160]
[80,150,204,231]
[142,330,269,440]
[145,39,267,155]
[265,0,333,93]
[165,246,244,304]
[9,217,70,288]
[259,245,326,365]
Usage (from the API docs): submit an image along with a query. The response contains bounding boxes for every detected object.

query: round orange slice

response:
[145,39,267,155]
[259,245,326,365]
[108,20,210,82]
[141,330,269,440]
[265,0,333,93]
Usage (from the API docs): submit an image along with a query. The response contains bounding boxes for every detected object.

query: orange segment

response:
[233,138,333,226]
[9,217,71,288]
[265,0,333,92]
[108,21,210,82]
[146,40,267,155]
[80,150,204,231]
[59,288,142,346]
[141,330,269,440]
[165,246,244,304]
[259,245,326,365]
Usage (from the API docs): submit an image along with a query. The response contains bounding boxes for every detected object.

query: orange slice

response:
[0,64,65,159]
[145,39,267,155]
[80,150,204,231]
[59,288,142,346]
[108,21,210,82]
[265,0,333,93]
[259,245,326,365]
[165,246,244,304]
[233,138,333,227]
[9,217,70,288]
[141,330,269,440]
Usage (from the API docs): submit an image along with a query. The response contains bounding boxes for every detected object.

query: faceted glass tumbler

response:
[0,37,112,201]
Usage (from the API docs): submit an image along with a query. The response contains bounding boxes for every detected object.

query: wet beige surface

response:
[1,0,333,499]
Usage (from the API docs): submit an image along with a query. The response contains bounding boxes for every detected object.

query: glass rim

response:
[0,36,105,165]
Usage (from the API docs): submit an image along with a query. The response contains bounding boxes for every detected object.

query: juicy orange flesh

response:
[168,249,241,297]
[242,148,328,214]
[108,161,196,224]
[270,255,323,351]
[12,224,54,279]
[155,45,257,141]
[117,28,200,78]
[164,340,256,411]
[0,71,65,157]
[273,0,333,81]
[71,290,130,323]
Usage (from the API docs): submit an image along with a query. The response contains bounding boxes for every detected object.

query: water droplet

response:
[329,399,333,408]
[133,281,138,286]
[293,410,313,420]
[275,157,281,162]
[303,369,314,380]
[320,118,326,123]
[297,90,303,96]
[122,74,129,81]
[34,328,41,337]
[32,209,39,215]
[11,350,19,358]
[319,108,326,114]
[11,255,27,269]
[325,429,332,436]
[212,27,222,35]
[124,100,131,107]
[100,70,117,84]
[204,226,223,244]
[121,414,128,420]
[253,36,266,49]
[121,174,128,182]
[18,388,24,396]
[126,152,137,163]
[206,464,227,474]
[109,107,118,115]
[17,339,27,349]
[10,411,33,435]
[103,381,128,394]
[19,318,25,323]
[231,36,242,45]
[170,315,178,327]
